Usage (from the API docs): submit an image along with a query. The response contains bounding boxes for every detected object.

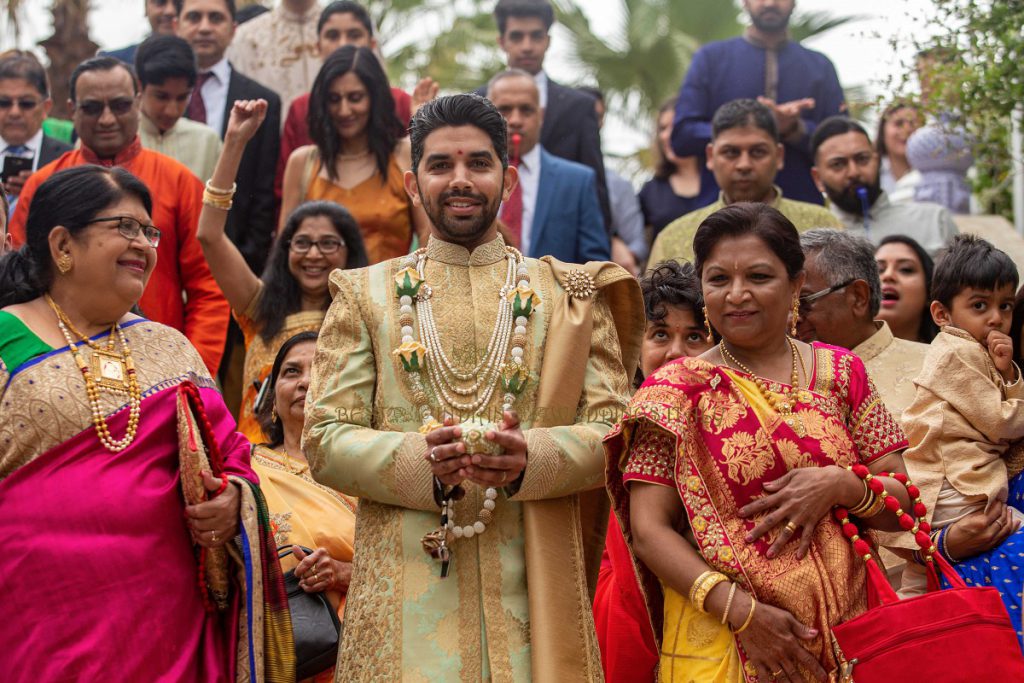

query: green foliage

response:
[906,0,1024,217]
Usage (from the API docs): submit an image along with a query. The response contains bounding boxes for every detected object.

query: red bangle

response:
[214,474,229,496]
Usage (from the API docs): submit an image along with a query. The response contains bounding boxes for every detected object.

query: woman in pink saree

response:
[0,166,293,682]
[605,204,913,682]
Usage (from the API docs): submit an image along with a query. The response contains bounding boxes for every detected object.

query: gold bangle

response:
[202,190,233,211]
[849,489,876,516]
[204,179,237,197]
[688,570,716,605]
[721,581,738,625]
[857,492,886,518]
[692,573,729,614]
[850,479,871,513]
[734,597,757,634]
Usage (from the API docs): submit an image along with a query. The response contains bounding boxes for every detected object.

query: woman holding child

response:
[606,203,914,681]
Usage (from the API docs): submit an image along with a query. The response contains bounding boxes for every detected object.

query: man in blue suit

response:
[487,70,609,264]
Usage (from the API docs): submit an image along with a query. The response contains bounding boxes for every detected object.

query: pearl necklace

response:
[719,337,809,437]
[46,295,142,452]
[393,244,541,575]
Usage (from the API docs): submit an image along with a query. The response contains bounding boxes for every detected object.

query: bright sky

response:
[9,0,939,155]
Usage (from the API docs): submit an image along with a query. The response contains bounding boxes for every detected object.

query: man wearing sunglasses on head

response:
[9,56,230,377]
[0,51,72,211]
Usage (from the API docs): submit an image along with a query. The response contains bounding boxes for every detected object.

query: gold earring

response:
[271,405,278,423]
[790,296,800,337]
[703,305,714,340]
[57,253,73,274]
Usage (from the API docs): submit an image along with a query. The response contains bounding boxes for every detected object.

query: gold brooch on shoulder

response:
[564,270,596,300]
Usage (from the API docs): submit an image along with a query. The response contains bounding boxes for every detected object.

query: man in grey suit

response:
[476,0,610,230]
[0,52,73,211]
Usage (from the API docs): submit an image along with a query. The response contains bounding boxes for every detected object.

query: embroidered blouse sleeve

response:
[842,351,909,463]
[621,421,677,488]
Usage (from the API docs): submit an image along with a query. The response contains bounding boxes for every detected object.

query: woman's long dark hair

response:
[877,234,939,343]
[255,200,367,343]
[0,165,152,308]
[307,45,403,183]
[255,330,319,448]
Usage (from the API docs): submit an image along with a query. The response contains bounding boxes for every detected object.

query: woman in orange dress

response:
[280,45,429,264]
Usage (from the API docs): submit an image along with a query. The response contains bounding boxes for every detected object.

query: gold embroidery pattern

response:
[720,430,773,485]
[622,423,677,485]
[0,322,212,480]
[698,389,746,435]
[686,611,722,649]
[269,512,293,547]
[851,392,908,463]
[335,500,403,681]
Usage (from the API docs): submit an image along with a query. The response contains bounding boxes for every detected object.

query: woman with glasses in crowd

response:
[280,45,429,265]
[0,165,292,680]
[199,99,367,442]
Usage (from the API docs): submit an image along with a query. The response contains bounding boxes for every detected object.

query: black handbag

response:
[277,546,342,680]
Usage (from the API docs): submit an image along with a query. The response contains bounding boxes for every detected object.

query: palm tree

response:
[2,0,97,118]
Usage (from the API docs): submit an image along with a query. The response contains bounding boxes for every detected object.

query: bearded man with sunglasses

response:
[9,56,229,375]
[0,52,72,206]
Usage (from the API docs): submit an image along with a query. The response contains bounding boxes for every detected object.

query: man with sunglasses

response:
[0,52,72,209]
[9,56,229,377]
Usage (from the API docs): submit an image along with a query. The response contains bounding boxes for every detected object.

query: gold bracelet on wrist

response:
[850,479,871,513]
[692,572,730,614]
[688,570,716,605]
[734,597,757,634]
[204,179,237,197]
[849,488,877,516]
[857,492,886,518]
[721,581,738,625]
[202,190,234,211]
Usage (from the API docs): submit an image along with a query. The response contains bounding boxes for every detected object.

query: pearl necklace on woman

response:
[392,244,541,575]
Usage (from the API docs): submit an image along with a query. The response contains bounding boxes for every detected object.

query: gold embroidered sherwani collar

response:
[853,321,894,363]
[425,234,508,266]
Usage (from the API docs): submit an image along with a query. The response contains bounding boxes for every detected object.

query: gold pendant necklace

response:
[720,337,807,437]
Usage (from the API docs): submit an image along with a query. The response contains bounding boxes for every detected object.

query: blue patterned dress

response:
[945,472,1024,650]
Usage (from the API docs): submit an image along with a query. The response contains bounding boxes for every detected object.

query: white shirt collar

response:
[518,143,541,173]
[205,57,232,84]
[1,128,43,156]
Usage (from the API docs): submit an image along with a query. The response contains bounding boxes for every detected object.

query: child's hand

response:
[985,329,1015,380]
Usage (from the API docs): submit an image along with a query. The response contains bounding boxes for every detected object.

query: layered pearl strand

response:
[394,245,539,559]
[46,295,141,452]
[719,337,809,437]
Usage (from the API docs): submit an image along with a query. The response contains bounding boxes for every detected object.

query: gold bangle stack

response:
[734,597,757,634]
[203,180,236,210]
[689,570,730,614]
[849,479,885,518]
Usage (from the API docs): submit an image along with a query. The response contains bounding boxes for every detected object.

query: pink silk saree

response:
[604,344,908,681]
[0,318,292,682]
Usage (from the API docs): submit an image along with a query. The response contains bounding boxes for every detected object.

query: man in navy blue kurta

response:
[671,0,845,205]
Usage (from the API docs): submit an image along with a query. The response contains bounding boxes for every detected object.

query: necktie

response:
[500,157,523,248]
[186,72,214,124]
[4,144,29,157]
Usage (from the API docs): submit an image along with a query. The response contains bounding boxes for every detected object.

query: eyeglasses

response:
[799,278,856,313]
[86,215,162,248]
[0,97,41,111]
[288,237,345,254]
[75,98,135,118]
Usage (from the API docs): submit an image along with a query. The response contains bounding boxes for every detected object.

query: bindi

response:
[456,150,463,155]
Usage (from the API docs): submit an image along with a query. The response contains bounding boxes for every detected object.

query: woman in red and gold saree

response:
[0,165,293,682]
[605,203,912,682]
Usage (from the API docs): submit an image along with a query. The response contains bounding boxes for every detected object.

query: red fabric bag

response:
[830,473,1024,682]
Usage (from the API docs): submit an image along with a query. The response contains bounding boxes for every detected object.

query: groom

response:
[303,93,643,681]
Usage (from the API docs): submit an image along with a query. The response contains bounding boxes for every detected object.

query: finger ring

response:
[784,521,798,534]
[429,448,438,463]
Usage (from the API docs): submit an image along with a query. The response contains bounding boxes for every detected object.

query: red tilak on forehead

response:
[457,150,463,155]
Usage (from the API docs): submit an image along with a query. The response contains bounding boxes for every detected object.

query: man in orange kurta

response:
[10,57,228,373]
